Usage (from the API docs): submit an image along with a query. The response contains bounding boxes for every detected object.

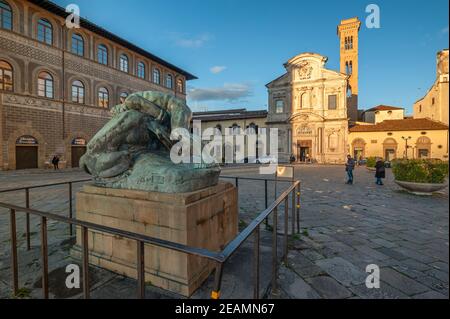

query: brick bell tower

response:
[338,17,361,122]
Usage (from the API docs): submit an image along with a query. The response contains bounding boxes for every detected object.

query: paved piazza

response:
[0,165,448,299]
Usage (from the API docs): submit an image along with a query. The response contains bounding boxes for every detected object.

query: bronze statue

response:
[80,91,220,193]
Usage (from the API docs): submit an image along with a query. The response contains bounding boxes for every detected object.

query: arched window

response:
[119,92,128,103]
[71,33,84,56]
[98,87,109,108]
[215,124,222,134]
[231,123,240,135]
[137,62,145,79]
[153,68,160,84]
[166,74,173,89]
[97,44,108,65]
[71,80,85,104]
[177,79,183,93]
[119,54,129,72]
[0,0,12,30]
[349,61,353,75]
[37,18,53,45]
[0,60,13,91]
[38,72,53,98]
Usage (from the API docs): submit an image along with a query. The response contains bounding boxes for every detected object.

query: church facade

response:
[266,53,349,164]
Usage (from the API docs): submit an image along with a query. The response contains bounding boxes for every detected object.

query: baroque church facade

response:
[266,18,360,164]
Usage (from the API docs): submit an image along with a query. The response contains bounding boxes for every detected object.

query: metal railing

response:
[0,176,301,299]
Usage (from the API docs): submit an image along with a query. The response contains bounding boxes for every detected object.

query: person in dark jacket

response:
[375,158,386,185]
[345,155,355,184]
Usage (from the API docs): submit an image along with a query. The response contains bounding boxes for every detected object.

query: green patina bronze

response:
[80,91,220,193]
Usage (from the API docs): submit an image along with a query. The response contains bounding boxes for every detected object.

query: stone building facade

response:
[192,109,268,162]
[266,53,349,164]
[413,49,449,125]
[0,0,195,170]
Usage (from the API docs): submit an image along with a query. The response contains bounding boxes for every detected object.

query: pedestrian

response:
[51,156,57,170]
[375,157,386,185]
[345,155,355,184]
[52,155,60,170]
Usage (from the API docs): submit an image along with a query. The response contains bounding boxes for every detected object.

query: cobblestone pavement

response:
[0,165,448,299]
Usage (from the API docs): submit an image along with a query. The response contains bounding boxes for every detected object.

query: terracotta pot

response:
[394,180,448,196]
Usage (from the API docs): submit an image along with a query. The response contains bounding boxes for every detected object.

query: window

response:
[97,44,108,65]
[177,79,184,93]
[98,87,109,108]
[71,80,85,104]
[137,62,145,79]
[419,105,422,113]
[328,95,337,110]
[37,71,53,98]
[119,54,129,72]
[231,124,240,135]
[71,33,84,56]
[0,0,12,30]
[153,68,160,84]
[166,74,173,89]
[275,100,284,113]
[37,18,53,45]
[0,60,13,91]
[432,98,435,105]
[119,92,128,103]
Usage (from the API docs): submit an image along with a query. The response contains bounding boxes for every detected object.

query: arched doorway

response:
[416,136,431,159]
[352,138,366,160]
[71,137,87,168]
[383,138,398,161]
[15,135,38,169]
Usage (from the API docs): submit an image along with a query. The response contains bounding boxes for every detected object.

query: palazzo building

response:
[0,0,196,170]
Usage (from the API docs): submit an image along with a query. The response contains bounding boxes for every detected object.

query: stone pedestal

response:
[72,181,238,297]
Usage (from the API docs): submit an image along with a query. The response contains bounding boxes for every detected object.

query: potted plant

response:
[366,157,377,171]
[392,159,449,195]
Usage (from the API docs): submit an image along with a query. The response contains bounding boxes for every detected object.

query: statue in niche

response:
[80,91,220,193]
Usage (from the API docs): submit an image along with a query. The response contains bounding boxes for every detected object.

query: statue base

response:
[72,182,238,297]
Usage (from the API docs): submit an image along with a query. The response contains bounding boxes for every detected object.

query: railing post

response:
[10,209,18,296]
[69,182,73,237]
[25,188,31,251]
[41,217,49,299]
[271,207,278,296]
[296,183,301,233]
[264,179,269,228]
[235,177,239,189]
[81,226,90,299]
[284,198,289,265]
[137,241,145,299]
[253,226,260,299]
[211,263,223,299]
[291,189,296,237]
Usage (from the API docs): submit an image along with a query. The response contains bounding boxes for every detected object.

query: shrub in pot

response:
[366,157,377,170]
[392,159,449,195]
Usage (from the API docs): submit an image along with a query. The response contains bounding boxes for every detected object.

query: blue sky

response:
[55,0,449,114]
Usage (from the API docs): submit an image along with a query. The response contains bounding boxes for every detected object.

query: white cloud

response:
[210,66,227,74]
[188,83,252,102]
[170,33,212,48]
[442,26,449,34]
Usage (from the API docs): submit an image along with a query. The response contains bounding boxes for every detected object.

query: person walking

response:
[375,158,386,185]
[52,155,60,170]
[345,155,355,184]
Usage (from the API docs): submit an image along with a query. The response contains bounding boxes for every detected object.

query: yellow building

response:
[361,105,405,124]
[413,49,449,125]
[349,118,449,161]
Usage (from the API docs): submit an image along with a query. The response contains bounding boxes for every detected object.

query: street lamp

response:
[402,136,412,159]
